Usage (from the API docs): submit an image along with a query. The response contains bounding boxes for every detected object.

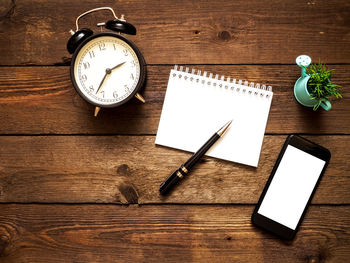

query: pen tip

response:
[224,120,232,128]
[217,120,232,136]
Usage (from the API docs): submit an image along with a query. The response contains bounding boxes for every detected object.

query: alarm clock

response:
[67,7,146,116]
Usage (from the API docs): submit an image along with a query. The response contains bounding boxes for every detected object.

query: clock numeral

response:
[99,42,106,51]
[83,62,90,70]
[89,85,94,92]
[89,51,95,58]
[81,74,87,81]
[113,91,118,98]
[100,91,105,98]
[131,60,136,67]
[123,49,128,56]
[113,43,117,50]
[124,84,130,92]
[130,73,134,80]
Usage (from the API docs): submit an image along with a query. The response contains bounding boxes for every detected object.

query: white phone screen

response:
[258,145,326,230]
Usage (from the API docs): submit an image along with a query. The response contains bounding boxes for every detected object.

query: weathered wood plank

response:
[0,0,350,65]
[0,135,349,204]
[0,65,349,134]
[0,204,349,262]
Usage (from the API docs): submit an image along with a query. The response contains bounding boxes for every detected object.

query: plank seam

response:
[0,133,349,136]
[0,202,348,206]
[1,63,350,67]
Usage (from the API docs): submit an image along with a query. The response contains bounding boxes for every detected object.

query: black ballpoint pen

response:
[159,120,232,195]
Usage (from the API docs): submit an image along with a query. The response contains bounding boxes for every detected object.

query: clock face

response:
[72,33,144,107]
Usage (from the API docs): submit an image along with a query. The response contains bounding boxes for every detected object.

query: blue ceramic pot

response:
[294,55,331,111]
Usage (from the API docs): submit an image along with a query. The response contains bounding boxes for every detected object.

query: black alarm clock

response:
[67,7,146,116]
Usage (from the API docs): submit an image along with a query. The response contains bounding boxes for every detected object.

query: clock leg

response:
[94,106,101,117]
[135,93,145,103]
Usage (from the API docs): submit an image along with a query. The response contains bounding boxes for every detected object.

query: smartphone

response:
[252,135,331,239]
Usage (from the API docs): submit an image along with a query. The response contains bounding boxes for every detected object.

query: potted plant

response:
[294,55,342,111]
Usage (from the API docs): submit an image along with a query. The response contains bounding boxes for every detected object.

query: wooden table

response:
[0,0,349,262]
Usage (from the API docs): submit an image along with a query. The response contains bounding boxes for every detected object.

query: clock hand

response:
[110,61,126,71]
[96,71,108,94]
[96,62,126,94]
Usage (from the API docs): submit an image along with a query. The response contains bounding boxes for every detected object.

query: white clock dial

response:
[73,35,141,106]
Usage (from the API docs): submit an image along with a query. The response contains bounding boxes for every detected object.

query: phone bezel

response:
[252,135,331,239]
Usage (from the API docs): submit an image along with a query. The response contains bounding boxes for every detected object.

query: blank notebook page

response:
[155,66,273,167]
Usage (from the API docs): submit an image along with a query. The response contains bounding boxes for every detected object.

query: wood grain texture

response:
[0,135,349,204]
[0,204,349,263]
[0,0,350,65]
[1,0,350,261]
[0,65,349,135]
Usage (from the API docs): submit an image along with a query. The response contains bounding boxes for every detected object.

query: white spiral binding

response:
[172,65,272,98]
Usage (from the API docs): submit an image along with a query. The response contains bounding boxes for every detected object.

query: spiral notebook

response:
[155,65,273,167]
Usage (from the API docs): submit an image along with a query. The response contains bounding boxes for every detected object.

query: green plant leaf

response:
[305,61,343,102]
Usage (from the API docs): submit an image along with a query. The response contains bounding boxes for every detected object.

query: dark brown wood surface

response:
[0,135,349,204]
[1,205,350,263]
[0,66,349,134]
[0,0,349,262]
[0,0,350,65]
